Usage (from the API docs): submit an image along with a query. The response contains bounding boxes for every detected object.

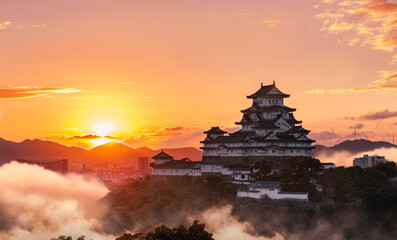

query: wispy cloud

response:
[0,21,11,30]
[312,0,397,94]
[306,70,397,93]
[358,109,397,120]
[0,86,80,99]
[70,134,120,140]
[261,18,280,26]
[0,21,46,30]
[315,0,397,52]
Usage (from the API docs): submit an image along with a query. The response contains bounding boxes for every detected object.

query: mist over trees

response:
[50,157,397,240]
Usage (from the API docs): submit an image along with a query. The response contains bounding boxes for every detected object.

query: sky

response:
[1,0,397,149]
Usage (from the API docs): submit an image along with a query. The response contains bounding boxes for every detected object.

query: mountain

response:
[0,138,203,166]
[312,139,397,157]
[0,138,87,164]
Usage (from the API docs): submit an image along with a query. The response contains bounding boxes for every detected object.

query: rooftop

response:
[247,82,290,99]
[204,126,227,135]
[152,150,174,159]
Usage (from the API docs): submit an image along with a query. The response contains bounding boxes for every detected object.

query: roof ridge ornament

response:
[273,80,275,86]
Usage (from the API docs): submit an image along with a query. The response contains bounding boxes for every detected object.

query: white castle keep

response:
[200,82,315,160]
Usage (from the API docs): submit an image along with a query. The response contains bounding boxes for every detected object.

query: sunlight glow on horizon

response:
[93,121,115,137]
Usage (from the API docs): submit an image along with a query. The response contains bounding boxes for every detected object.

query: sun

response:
[93,121,115,137]
[90,121,116,146]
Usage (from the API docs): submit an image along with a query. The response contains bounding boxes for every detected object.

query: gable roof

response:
[152,150,174,159]
[241,104,296,114]
[247,82,290,99]
[285,126,310,134]
[204,127,227,135]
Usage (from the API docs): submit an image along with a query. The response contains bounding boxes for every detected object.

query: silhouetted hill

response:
[0,138,203,166]
[0,138,87,164]
[313,139,397,157]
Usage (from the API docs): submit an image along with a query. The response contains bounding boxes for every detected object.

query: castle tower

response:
[200,82,315,163]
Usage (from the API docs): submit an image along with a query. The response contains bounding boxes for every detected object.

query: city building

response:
[237,181,308,200]
[353,154,387,168]
[15,159,68,174]
[138,157,150,175]
[150,151,202,176]
[200,82,315,166]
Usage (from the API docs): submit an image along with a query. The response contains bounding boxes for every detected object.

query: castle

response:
[150,82,315,200]
[201,82,314,165]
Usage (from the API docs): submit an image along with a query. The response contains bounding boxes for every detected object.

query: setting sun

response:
[91,121,116,146]
[93,121,115,137]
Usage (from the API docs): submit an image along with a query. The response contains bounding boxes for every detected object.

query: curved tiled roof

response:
[204,126,227,135]
[247,82,290,99]
[152,150,174,159]
[241,104,296,114]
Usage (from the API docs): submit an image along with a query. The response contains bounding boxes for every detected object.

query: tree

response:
[372,161,397,178]
[251,160,274,181]
[321,166,391,203]
[279,157,323,197]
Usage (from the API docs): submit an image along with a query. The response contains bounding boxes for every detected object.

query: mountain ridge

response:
[0,138,203,166]
[312,139,397,157]
[1,138,395,167]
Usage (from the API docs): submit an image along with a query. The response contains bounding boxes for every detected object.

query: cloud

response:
[315,0,397,52]
[70,134,102,140]
[69,134,121,141]
[328,22,354,32]
[309,131,340,141]
[195,205,284,240]
[315,147,397,167]
[306,70,397,93]
[0,86,80,99]
[31,24,46,28]
[261,18,280,26]
[0,162,113,240]
[312,0,397,94]
[358,109,397,120]
[349,123,364,129]
[0,21,11,30]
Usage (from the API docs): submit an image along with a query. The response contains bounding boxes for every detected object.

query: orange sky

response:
[1,0,397,149]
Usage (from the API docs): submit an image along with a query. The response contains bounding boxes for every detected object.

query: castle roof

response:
[204,127,227,135]
[247,82,290,99]
[241,104,296,114]
[150,159,201,169]
[152,150,174,159]
[288,113,302,124]
[202,155,222,164]
[285,126,310,134]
